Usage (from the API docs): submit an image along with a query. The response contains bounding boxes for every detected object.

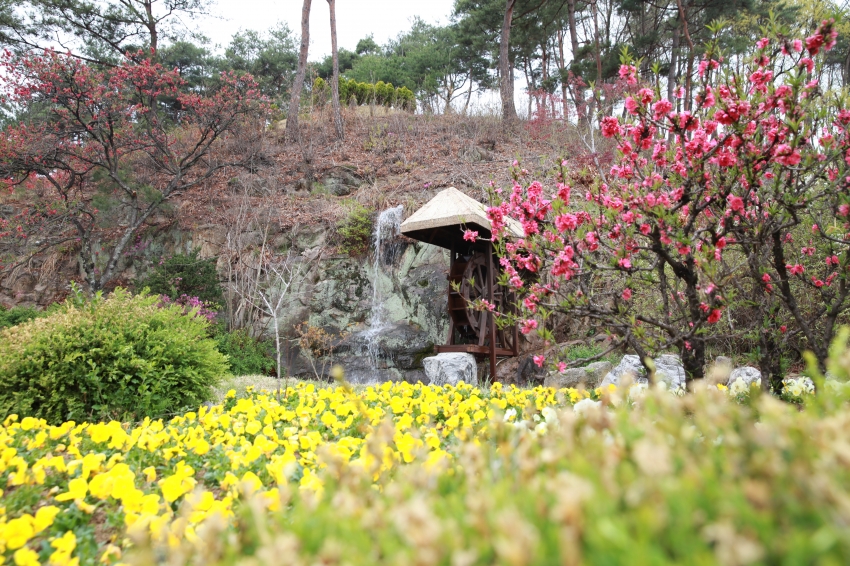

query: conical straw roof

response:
[400,187,522,249]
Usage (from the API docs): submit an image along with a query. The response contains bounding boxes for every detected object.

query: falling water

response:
[364,205,404,371]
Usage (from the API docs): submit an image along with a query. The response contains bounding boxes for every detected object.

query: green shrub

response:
[396,86,416,111]
[215,328,275,376]
[336,203,374,256]
[374,81,387,105]
[382,82,395,107]
[0,289,227,423]
[0,304,42,329]
[345,78,358,104]
[312,77,328,107]
[136,248,223,307]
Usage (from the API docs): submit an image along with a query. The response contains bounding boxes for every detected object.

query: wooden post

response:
[446,241,455,347]
[488,241,497,382]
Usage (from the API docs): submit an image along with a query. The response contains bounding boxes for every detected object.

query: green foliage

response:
[336,203,374,256]
[214,328,275,377]
[0,289,227,424]
[136,248,223,307]
[0,304,42,329]
[220,22,299,104]
[312,77,328,107]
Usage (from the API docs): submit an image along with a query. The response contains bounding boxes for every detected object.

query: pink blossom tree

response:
[488,20,850,387]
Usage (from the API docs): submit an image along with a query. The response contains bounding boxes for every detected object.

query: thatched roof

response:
[400,187,523,250]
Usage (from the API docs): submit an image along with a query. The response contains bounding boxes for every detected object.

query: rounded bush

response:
[0,289,228,424]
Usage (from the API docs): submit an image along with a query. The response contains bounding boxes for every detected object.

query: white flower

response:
[573,398,601,415]
[541,406,559,425]
[729,378,749,397]
[534,422,548,435]
[503,408,517,422]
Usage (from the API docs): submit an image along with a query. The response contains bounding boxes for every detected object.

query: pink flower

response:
[520,319,539,335]
[533,355,545,368]
[762,273,771,283]
[756,37,769,49]
[653,99,673,120]
[618,258,632,269]
[624,97,639,115]
[728,195,745,212]
[786,263,805,276]
[806,33,824,55]
[638,88,654,104]
[707,309,723,324]
[555,214,578,232]
[780,325,787,333]
[812,277,825,288]
[618,64,637,86]
[621,288,632,301]
[839,204,850,217]
[558,361,567,373]
[600,115,621,138]
[793,39,803,52]
[463,229,478,242]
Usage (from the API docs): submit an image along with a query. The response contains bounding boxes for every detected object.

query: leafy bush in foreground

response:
[0,289,227,423]
[0,305,42,329]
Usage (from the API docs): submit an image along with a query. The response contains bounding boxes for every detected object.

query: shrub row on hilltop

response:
[312,77,416,111]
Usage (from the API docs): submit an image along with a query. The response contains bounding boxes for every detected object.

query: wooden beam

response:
[488,241,497,383]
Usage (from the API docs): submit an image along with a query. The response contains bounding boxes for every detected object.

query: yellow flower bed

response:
[0,381,594,565]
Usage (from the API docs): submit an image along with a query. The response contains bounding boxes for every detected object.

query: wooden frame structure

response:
[400,187,521,381]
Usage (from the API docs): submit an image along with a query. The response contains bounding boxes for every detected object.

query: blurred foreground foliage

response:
[127,336,850,565]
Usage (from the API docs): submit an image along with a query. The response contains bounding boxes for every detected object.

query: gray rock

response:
[601,355,646,387]
[544,368,587,389]
[728,366,762,386]
[545,360,613,389]
[320,166,361,197]
[654,354,686,389]
[423,353,478,386]
[715,356,733,368]
[516,354,547,383]
[584,361,614,387]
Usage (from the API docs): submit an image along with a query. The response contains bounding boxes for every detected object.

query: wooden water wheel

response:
[446,250,517,355]
[398,186,522,381]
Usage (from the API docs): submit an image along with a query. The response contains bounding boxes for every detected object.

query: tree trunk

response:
[144,0,158,53]
[667,24,680,103]
[286,0,312,143]
[463,68,474,114]
[327,0,344,140]
[676,0,695,109]
[557,29,569,120]
[499,0,517,122]
[590,0,604,113]
[566,0,584,122]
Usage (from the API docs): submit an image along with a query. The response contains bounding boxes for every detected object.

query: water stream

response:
[362,206,404,372]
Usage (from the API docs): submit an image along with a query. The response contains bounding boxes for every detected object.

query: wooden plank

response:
[487,242,497,382]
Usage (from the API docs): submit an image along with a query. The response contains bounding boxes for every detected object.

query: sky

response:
[200,0,458,59]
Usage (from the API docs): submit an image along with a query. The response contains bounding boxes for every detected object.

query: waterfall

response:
[364,205,404,371]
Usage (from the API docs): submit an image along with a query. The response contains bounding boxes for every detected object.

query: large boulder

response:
[654,354,686,389]
[601,355,646,387]
[728,366,761,386]
[423,353,478,386]
[601,354,687,389]
[544,368,586,389]
[545,361,613,389]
